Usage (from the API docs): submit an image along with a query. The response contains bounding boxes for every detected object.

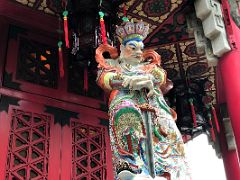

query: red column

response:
[220,132,240,180]
[219,3,240,163]
[219,40,240,155]
[216,64,240,180]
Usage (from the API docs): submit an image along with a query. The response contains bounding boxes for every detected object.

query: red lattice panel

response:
[5,109,50,180]
[72,121,107,180]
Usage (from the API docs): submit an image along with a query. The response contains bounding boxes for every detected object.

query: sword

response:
[142,109,156,178]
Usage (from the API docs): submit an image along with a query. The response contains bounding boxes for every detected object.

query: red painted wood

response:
[0,87,108,119]
[18,100,59,180]
[221,140,240,180]
[0,20,106,114]
[0,17,9,87]
[0,102,61,179]
[216,66,226,104]
[0,2,105,112]
[48,122,62,180]
[218,114,240,180]
[2,99,112,179]
[61,124,72,180]
[0,2,113,179]
[0,0,58,34]
[218,3,240,179]
[220,48,240,154]
[69,114,114,179]
[216,60,240,180]
[105,128,114,180]
[0,111,11,179]
[4,29,103,111]
[222,0,237,50]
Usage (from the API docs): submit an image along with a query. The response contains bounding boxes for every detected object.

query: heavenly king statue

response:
[95,19,191,180]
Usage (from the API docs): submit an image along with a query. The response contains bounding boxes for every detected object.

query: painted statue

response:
[95,20,191,180]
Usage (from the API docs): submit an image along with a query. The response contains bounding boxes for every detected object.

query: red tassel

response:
[208,114,216,142]
[84,66,88,92]
[123,3,127,17]
[63,11,69,48]
[99,11,108,45]
[100,20,107,44]
[189,99,197,127]
[211,106,220,133]
[58,41,64,78]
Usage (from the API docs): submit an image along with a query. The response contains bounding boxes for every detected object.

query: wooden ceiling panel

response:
[118,0,190,46]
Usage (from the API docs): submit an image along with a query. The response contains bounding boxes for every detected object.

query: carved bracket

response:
[194,0,231,57]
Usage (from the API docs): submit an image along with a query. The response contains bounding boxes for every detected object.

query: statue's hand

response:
[137,80,160,97]
[122,76,160,97]
[122,75,148,88]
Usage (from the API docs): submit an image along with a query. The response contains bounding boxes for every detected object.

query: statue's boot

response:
[118,170,168,180]
[118,170,154,180]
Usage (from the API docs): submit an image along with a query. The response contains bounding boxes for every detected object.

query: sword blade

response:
[143,111,156,178]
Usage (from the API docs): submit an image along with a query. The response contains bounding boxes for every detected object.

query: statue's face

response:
[120,40,144,65]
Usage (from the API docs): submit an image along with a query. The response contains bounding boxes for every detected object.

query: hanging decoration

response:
[189,98,197,127]
[211,105,220,133]
[123,3,127,17]
[58,41,64,78]
[205,104,220,133]
[122,16,129,22]
[63,10,70,48]
[71,32,79,55]
[208,113,216,142]
[99,11,108,45]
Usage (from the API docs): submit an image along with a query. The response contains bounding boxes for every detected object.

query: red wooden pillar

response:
[216,66,240,180]
[219,133,240,180]
[219,24,240,153]
[0,111,11,179]
[219,1,240,176]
